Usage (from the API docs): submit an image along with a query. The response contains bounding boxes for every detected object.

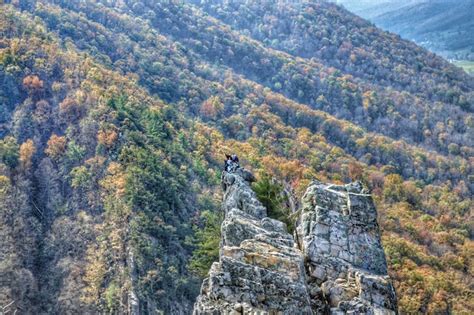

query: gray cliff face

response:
[193,171,398,314]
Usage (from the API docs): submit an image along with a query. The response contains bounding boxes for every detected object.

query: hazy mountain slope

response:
[339,0,474,63]
[0,1,473,314]
[192,0,472,92]
[374,1,474,59]
[336,0,425,19]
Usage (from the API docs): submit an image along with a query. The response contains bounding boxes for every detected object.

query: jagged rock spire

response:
[194,169,312,314]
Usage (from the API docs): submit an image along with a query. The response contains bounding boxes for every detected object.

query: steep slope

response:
[23,0,472,182]
[0,1,473,314]
[0,8,206,313]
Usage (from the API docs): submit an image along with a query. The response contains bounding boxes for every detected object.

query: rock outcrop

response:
[299,181,398,314]
[193,171,398,314]
[194,169,312,314]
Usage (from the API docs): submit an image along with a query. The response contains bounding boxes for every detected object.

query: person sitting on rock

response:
[224,154,233,172]
[224,154,240,173]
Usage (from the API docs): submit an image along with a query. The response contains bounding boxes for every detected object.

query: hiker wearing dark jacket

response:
[224,154,233,172]
[224,154,239,172]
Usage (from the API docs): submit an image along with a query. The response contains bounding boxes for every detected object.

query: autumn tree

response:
[23,75,44,97]
[200,96,224,119]
[383,173,405,203]
[45,134,67,160]
[19,139,36,170]
[97,127,118,149]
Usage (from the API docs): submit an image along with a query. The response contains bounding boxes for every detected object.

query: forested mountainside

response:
[0,1,472,314]
[338,0,474,72]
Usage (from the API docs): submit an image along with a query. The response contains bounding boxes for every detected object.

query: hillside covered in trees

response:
[0,0,472,314]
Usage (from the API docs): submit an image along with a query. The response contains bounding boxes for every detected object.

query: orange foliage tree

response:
[200,96,224,119]
[45,134,67,159]
[97,127,118,149]
[23,75,44,96]
[19,139,36,170]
